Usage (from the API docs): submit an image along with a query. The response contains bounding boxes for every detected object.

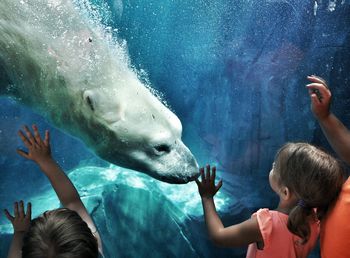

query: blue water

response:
[1,0,350,257]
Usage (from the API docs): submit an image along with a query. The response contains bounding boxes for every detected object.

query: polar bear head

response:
[44,67,199,183]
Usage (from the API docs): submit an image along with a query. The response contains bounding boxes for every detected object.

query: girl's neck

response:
[276,199,296,215]
[276,206,292,215]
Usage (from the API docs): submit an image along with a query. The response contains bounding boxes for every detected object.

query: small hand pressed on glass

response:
[4,200,32,233]
[306,75,330,102]
[17,124,51,163]
[306,75,332,120]
[195,164,223,199]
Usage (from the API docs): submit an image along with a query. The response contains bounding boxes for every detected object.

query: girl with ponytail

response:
[196,142,345,258]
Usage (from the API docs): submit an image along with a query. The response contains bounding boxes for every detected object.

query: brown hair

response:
[274,142,345,244]
[22,208,98,258]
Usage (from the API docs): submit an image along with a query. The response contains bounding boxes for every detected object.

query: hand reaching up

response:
[17,124,52,165]
[306,75,332,121]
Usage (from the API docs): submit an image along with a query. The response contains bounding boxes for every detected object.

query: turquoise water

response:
[1,0,350,257]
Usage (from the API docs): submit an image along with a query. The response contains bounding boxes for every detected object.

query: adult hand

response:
[306,75,332,120]
[195,165,223,199]
[4,201,31,233]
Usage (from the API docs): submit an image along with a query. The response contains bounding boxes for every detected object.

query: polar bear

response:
[0,0,198,183]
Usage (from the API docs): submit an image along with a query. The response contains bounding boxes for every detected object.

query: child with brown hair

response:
[4,125,103,258]
[196,142,345,257]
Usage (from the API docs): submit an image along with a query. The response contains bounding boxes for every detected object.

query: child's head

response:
[22,208,98,258]
[272,142,345,243]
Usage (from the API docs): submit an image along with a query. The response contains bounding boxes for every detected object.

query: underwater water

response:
[1,0,350,257]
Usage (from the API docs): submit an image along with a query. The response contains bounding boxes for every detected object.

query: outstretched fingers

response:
[16,148,29,159]
[210,167,222,192]
[309,93,320,107]
[44,130,50,147]
[196,165,223,198]
[210,166,216,182]
[18,130,32,149]
[19,200,25,218]
[307,75,328,87]
[17,125,51,160]
[32,124,43,144]
[3,209,14,222]
[206,164,211,181]
[306,83,331,103]
[197,165,221,185]
[14,202,19,218]
[306,83,330,94]
[26,202,32,219]
[200,167,205,183]
[216,179,223,193]
[23,125,36,145]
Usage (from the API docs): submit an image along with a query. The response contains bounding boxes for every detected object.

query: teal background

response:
[1,1,350,257]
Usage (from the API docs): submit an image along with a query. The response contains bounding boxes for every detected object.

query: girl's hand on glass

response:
[195,165,222,199]
[4,201,32,233]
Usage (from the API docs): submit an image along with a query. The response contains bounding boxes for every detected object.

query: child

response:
[196,142,345,258]
[4,125,103,258]
[306,75,350,257]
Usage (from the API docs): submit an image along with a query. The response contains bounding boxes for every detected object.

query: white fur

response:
[0,0,198,183]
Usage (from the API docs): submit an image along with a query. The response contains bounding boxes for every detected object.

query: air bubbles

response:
[313,1,318,16]
[327,0,336,12]
[105,26,112,33]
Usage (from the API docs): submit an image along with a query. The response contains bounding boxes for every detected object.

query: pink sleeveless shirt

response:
[246,209,319,258]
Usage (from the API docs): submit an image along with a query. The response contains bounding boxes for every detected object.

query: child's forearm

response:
[318,113,350,164]
[201,197,224,241]
[7,232,25,258]
[37,158,81,207]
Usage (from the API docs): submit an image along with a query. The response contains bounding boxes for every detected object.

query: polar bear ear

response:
[83,90,95,112]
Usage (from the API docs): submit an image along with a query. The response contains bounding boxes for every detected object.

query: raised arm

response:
[195,165,262,247]
[306,75,350,164]
[17,125,103,254]
[4,201,31,258]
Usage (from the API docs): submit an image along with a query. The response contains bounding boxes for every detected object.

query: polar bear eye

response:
[83,90,95,112]
[154,144,171,154]
[86,95,95,111]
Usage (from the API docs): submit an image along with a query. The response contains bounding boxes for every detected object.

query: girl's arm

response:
[196,165,263,247]
[17,125,103,254]
[318,113,350,165]
[306,75,350,164]
[4,201,31,258]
